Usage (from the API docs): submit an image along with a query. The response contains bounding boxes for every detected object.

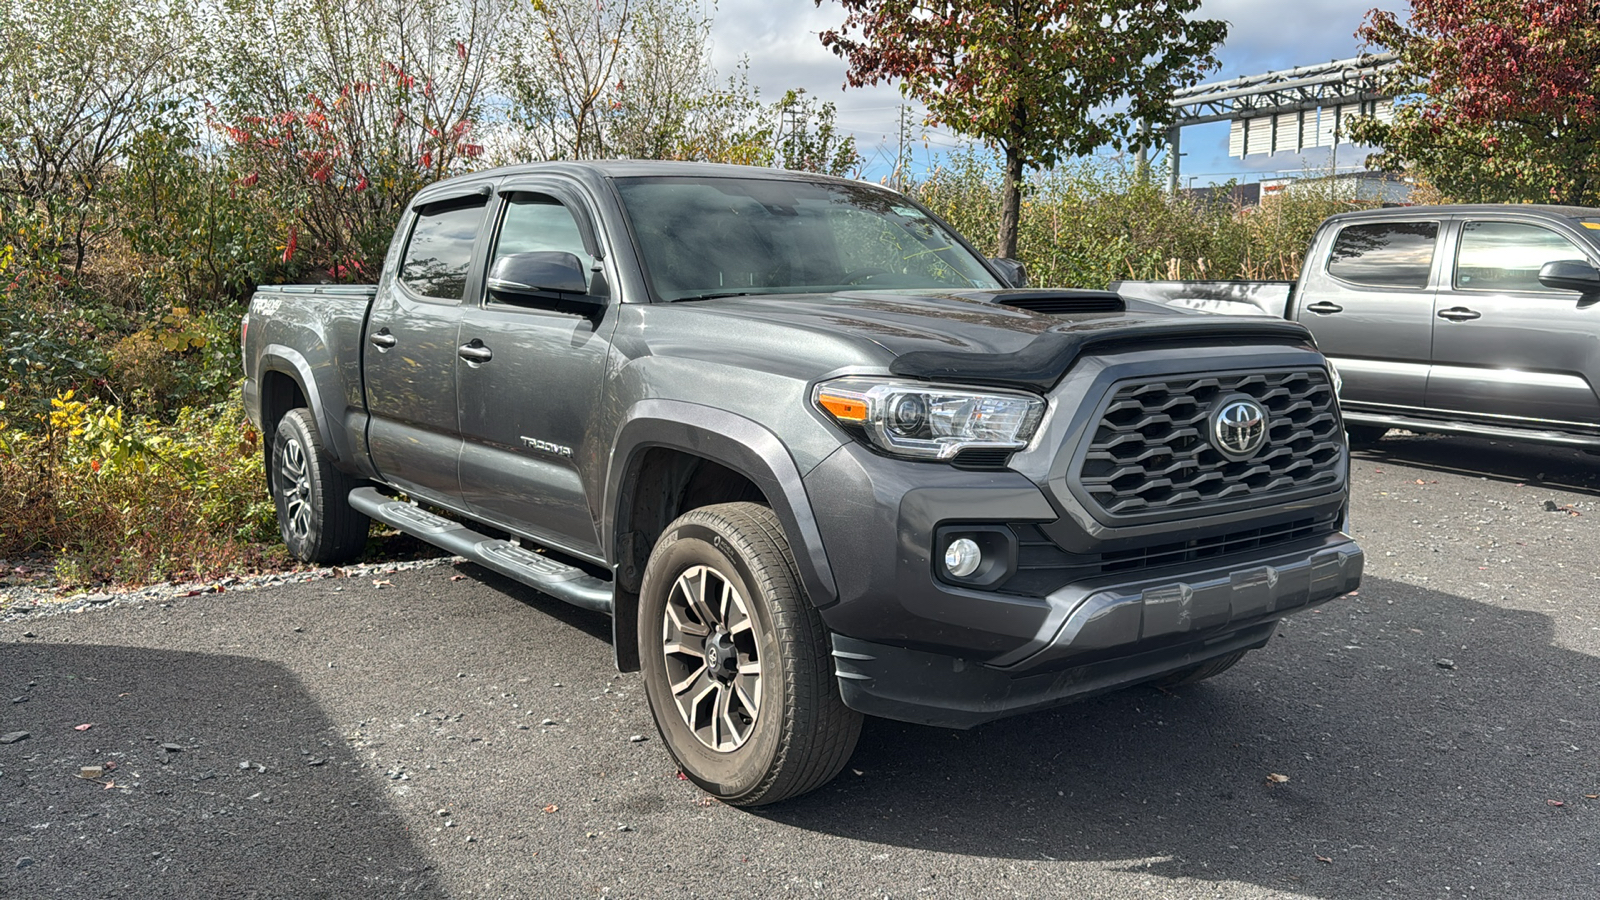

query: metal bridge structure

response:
[1148,52,1401,192]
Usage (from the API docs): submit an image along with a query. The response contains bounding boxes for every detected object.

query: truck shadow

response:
[758,576,1600,897]
[0,643,445,899]
[1356,431,1600,496]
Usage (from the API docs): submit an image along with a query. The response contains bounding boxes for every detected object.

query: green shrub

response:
[0,390,280,586]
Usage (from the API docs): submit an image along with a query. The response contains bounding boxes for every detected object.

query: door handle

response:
[369,328,397,349]
[1437,307,1482,322]
[458,340,493,363]
[1303,301,1343,315]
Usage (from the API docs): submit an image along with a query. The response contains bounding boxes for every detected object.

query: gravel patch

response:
[0,555,456,623]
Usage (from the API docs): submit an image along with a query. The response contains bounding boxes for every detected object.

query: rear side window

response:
[400,201,486,300]
[1455,221,1588,292]
[1326,222,1438,289]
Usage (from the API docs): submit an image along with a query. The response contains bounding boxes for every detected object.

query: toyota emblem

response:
[1212,397,1268,460]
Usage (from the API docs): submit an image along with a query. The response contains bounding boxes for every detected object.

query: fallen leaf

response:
[74,723,94,731]
[542,804,559,814]
[1585,794,1598,800]
[1415,479,1426,485]
[676,772,688,781]
[1548,799,1565,807]
[372,579,394,588]
[450,574,467,581]
[851,769,864,776]
[1266,773,1290,784]
[102,780,116,790]
[1316,855,1332,864]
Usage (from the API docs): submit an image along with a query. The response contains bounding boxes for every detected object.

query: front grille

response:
[999,514,1339,596]
[1077,368,1343,519]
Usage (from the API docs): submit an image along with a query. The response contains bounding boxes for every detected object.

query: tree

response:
[208,0,499,278]
[1352,0,1600,205]
[816,0,1226,258]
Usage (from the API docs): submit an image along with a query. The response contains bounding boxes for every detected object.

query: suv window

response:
[1455,221,1589,292]
[1326,221,1438,289]
[490,193,595,292]
[400,201,486,300]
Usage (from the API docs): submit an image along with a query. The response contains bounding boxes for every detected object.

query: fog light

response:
[944,538,982,578]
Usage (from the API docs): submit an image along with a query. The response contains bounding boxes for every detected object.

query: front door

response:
[364,195,489,507]
[455,185,616,560]
[1427,219,1600,426]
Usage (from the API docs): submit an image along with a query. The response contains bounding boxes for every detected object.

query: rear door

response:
[363,192,490,507]
[455,180,617,560]
[1292,218,1443,412]
[1426,218,1600,425]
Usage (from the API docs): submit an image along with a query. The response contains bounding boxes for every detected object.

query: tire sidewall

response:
[639,517,788,801]
[270,412,323,560]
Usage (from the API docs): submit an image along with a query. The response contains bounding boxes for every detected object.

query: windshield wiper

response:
[670,290,759,302]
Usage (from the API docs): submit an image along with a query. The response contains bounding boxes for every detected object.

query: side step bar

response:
[348,487,614,615]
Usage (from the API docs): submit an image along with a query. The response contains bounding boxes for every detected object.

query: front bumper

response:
[829,537,1361,728]
[802,440,1362,728]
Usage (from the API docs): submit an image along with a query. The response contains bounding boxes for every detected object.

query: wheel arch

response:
[604,400,841,672]
[257,346,339,462]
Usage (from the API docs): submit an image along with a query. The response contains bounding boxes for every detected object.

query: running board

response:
[347,487,614,615]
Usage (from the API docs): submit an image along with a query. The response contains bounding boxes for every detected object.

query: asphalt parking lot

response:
[2,432,1598,899]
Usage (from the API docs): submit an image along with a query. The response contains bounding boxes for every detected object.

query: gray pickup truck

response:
[1117,204,1600,450]
[243,161,1363,805]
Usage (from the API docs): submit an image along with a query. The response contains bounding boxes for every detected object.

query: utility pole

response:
[894,103,910,191]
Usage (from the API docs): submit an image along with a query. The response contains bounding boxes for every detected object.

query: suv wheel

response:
[638,502,862,806]
[269,408,370,564]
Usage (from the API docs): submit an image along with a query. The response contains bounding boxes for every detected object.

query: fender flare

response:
[604,399,839,609]
[258,345,342,464]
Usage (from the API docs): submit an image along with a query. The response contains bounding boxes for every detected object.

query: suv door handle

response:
[369,328,397,349]
[1303,301,1343,315]
[458,340,493,363]
[1437,307,1482,322]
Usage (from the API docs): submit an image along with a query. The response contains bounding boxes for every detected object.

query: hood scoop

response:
[989,289,1125,315]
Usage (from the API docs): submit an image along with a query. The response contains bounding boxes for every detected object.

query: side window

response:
[400,201,486,300]
[490,194,596,292]
[1455,221,1588,292]
[1325,221,1439,289]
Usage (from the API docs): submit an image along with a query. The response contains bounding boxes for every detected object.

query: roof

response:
[411,159,873,205]
[1323,203,1600,223]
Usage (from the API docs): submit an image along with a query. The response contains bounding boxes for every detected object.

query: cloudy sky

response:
[706,0,1409,185]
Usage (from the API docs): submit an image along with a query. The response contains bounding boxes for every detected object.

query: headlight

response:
[812,377,1045,461]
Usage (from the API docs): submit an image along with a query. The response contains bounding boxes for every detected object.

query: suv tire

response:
[269,408,370,564]
[638,502,862,806]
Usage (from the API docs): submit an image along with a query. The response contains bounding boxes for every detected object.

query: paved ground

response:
[2,432,1598,899]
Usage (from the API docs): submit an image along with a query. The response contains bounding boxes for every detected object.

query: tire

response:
[638,502,862,806]
[1153,650,1247,688]
[1346,424,1388,449]
[269,408,371,565]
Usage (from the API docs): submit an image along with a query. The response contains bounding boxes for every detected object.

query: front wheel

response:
[269,408,370,564]
[638,502,862,806]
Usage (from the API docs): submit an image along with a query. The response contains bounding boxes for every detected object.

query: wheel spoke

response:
[663,598,708,638]
[733,676,760,721]
[668,661,710,697]
[715,683,741,748]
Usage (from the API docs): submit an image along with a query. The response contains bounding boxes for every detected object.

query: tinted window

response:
[1326,222,1438,288]
[491,194,595,290]
[1456,221,1588,292]
[400,202,485,300]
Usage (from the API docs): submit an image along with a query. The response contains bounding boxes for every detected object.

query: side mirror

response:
[487,251,600,302]
[1538,259,1600,296]
[988,257,1029,289]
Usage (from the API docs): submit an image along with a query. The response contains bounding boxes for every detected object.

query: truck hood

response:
[677,289,1316,391]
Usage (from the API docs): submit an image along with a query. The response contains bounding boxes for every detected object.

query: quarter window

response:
[400,201,486,300]
[1326,222,1439,289]
[1455,221,1588,292]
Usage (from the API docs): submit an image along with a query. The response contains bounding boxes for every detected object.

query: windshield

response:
[613,175,1002,301]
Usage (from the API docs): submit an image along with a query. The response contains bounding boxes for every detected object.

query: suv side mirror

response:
[487,251,601,302]
[1538,259,1600,296]
[988,257,1029,289]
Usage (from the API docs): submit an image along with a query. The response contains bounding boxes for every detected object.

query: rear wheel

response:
[1153,650,1247,688]
[639,502,861,806]
[269,408,370,564]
